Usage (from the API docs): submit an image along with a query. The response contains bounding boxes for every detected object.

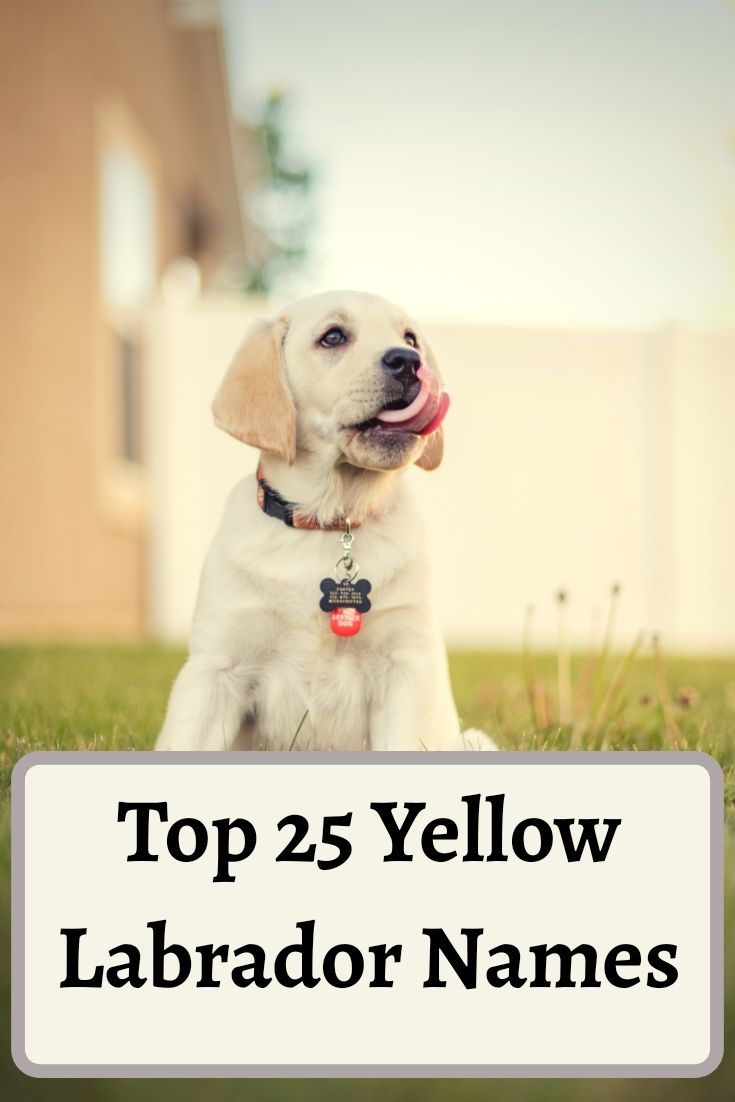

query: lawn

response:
[1,643,733,1101]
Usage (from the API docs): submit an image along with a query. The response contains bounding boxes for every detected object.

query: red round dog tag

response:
[330,607,362,636]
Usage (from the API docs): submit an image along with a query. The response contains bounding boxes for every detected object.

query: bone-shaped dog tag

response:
[319,577,372,613]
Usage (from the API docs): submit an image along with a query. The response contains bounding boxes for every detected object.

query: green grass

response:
[1,643,734,1101]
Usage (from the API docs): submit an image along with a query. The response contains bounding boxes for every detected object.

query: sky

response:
[221,0,735,328]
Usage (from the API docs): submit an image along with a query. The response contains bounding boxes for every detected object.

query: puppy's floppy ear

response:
[415,337,444,471]
[416,426,444,471]
[212,317,296,464]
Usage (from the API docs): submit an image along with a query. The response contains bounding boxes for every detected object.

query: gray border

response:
[10,750,724,1080]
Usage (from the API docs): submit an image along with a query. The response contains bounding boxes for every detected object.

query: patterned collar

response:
[256,464,359,531]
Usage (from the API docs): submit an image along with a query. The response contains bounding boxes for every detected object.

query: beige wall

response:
[0,0,242,638]
[420,323,735,652]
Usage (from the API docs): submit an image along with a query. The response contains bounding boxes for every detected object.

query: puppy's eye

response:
[319,326,347,348]
[404,330,418,348]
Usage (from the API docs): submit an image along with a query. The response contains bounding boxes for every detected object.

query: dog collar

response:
[256,464,359,531]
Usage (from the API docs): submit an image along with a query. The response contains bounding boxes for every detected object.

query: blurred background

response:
[2,0,735,655]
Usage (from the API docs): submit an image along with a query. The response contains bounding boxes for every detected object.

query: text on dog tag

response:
[319,577,372,613]
[330,607,362,636]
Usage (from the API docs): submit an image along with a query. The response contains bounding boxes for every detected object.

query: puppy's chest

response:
[258,586,387,672]
[252,610,382,751]
[246,576,395,747]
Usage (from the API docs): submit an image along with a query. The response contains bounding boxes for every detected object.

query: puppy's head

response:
[212,290,447,472]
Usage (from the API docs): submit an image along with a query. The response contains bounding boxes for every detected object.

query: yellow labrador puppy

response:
[157,290,493,751]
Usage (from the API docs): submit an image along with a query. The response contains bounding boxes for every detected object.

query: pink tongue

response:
[375,364,449,435]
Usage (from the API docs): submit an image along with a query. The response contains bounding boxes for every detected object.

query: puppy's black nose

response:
[381,346,421,383]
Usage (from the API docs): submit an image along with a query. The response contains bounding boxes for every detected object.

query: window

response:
[100,147,156,311]
[95,98,159,531]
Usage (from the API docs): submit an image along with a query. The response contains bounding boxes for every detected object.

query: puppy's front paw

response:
[454,727,498,751]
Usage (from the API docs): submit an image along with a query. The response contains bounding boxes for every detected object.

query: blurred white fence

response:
[145,295,735,653]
